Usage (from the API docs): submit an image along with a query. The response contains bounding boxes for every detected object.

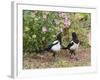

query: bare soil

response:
[23,48,91,69]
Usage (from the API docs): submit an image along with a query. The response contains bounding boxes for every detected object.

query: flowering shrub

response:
[23,10,91,53]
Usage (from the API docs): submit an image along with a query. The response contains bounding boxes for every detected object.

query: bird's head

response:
[56,32,62,44]
[56,28,63,45]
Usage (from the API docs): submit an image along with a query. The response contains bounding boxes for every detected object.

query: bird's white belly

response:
[51,44,61,51]
[70,43,79,50]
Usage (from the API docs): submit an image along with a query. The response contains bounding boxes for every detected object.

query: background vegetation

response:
[23,10,91,54]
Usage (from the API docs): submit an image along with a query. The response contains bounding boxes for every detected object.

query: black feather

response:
[43,32,62,57]
[62,41,74,50]
[66,41,74,50]
[45,42,58,51]
[62,32,79,54]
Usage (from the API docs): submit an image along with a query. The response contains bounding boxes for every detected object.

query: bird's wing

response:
[46,41,59,51]
[52,40,59,44]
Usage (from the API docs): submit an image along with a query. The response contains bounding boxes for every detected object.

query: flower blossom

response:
[43,14,47,19]
[32,11,36,17]
[64,16,71,28]
[60,28,63,32]
[59,12,65,17]
[54,19,60,25]
[45,11,49,15]
[42,27,48,32]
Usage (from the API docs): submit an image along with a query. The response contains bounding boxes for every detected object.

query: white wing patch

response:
[52,40,59,44]
[51,41,61,51]
[70,42,79,50]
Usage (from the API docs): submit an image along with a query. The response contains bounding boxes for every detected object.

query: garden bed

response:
[23,48,91,69]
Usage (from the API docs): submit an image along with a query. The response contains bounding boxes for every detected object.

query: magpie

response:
[45,32,62,57]
[62,32,80,59]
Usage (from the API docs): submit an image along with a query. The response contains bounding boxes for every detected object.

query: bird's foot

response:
[75,57,79,61]
[74,55,79,61]
[52,57,58,62]
[70,55,74,59]
[69,55,79,61]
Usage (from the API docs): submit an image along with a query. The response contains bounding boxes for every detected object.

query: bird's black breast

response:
[67,42,74,50]
[73,39,79,44]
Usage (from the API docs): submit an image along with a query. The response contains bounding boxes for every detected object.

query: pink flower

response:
[64,17,68,26]
[64,16,71,28]
[42,27,48,32]
[64,21,71,28]
[59,12,65,17]
[67,20,71,26]
[64,16,68,21]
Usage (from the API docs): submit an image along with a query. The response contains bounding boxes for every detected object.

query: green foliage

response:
[23,10,60,53]
[23,10,91,53]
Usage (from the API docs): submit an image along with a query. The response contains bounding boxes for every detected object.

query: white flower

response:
[60,28,63,32]
[67,20,71,26]
[32,12,36,17]
[54,19,60,25]
[45,11,49,15]
[43,15,47,19]
[42,27,48,32]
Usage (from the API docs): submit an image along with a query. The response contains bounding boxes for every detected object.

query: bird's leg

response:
[73,51,79,61]
[73,51,76,59]
[73,51,76,56]
[52,51,56,57]
[52,52,57,61]
[70,50,73,59]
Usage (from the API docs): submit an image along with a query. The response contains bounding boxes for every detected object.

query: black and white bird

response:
[45,32,62,57]
[62,32,80,59]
